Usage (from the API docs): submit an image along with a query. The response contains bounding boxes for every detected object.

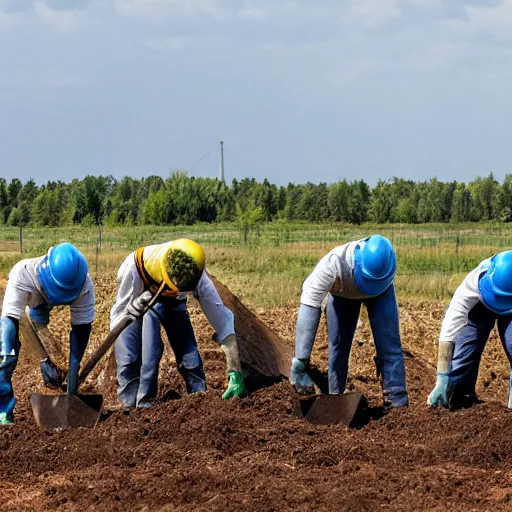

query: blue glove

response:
[290,357,314,394]
[427,374,452,408]
[40,358,62,389]
[66,323,91,396]
[29,305,52,325]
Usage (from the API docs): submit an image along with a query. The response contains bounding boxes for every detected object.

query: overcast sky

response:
[1,0,512,186]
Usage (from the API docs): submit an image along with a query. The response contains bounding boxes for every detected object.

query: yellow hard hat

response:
[161,238,205,293]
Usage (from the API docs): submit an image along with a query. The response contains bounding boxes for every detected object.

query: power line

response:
[188,144,219,172]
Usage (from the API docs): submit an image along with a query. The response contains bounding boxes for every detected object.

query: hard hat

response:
[163,238,205,292]
[478,250,512,315]
[37,243,88,305]
[143,239,205,294]
[354,235,396,296]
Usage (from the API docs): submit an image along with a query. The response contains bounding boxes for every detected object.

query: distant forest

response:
[0,171,509,226]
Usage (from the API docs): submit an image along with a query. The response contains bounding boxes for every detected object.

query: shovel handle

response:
[19,307,52,362]
[78,282,166,386]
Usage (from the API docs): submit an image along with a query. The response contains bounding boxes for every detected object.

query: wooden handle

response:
[19,307,51,361]
[78,282,166,386]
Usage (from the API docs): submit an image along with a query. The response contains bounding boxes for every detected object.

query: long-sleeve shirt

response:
[439,258,491,343]
[110,249,235,343]
[1,257,95,325]
[300,239,375,308]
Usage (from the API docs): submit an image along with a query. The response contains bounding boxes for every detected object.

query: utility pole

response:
[219,140,225,183]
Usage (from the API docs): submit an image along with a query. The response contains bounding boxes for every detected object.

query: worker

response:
[110,238,246,409]
[428,250,512,409]
[289,235,409,408]
[0,243,94,425]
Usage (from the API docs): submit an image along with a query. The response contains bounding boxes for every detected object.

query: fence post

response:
[19,224,23,255]
[95,223,102,277]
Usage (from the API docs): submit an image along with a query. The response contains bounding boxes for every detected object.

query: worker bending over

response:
[290,235,409,408]
[110,239,246,409]
[0,243,94,425]
[429,250,512,409]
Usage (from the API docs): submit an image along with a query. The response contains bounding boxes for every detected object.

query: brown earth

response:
[2,276,512,511]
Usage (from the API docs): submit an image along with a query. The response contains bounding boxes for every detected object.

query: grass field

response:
[1,222,511,306]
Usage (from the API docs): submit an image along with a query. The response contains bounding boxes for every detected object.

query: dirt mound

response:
[2,276,512,511]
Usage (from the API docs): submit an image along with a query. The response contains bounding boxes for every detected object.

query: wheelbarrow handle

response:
[78,282,166,386]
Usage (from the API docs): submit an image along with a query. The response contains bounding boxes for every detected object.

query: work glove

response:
[222,371,247,399]
[290,357,315,395]
[40,357,64,389]
[0,412,13,425]
[427,341,454,408]
[219,334,242,372]
[427,374,452,408]
[126,291,153,320]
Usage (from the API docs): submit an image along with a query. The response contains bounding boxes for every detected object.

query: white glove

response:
[126,291,153,319]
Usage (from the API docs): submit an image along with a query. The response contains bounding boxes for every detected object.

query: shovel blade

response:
[298,392,366,427]
[30,393,103,429]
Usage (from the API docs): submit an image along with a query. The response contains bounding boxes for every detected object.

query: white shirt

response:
[300,239,375,308]
[439,258,491,342]
[110,251,235,343]
[1,257,95,325]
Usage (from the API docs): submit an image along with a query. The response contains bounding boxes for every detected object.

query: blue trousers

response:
[114,299,206,408]
[326,285,408,406]
[449,301,512,397]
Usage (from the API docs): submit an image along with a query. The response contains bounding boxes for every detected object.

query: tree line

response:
[0,171,510,227]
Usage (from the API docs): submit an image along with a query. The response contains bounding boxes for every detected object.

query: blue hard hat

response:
[37,243,88,306]
[354,235,396,296]
[478,250,512,315]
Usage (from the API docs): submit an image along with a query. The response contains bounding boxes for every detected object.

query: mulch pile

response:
[2,276,512,511]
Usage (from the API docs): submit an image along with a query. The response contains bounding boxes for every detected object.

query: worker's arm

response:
[63,275,96,395]
[109,257,145,329]
[296,254,337,357]
[66,323,92,395]
[428,271,480,408]
[290,255,337,394]
[0,316,19,360]
[194,272,246,399]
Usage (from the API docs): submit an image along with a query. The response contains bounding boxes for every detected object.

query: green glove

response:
[222,371,246,399]
[0,412,13,425]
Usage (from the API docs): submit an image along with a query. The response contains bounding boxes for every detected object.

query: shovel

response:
[29,283,166,430]
[294,392,367,427]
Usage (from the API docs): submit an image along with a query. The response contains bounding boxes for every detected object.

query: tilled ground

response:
[2,276,512,511]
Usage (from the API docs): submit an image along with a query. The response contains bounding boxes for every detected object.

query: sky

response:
[1,0,512,186]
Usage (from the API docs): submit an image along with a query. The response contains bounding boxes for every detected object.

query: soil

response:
[2,276,512,511]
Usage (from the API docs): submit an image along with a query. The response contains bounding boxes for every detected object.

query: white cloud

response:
[237,6,266,20]
[465,1,512,33]
[34,1,82,33]
[408,41,469,71]
[145,36,185,51]
[113,0,231,22]
[348,0,403,27]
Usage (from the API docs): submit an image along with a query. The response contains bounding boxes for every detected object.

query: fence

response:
[1,223,512,305]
